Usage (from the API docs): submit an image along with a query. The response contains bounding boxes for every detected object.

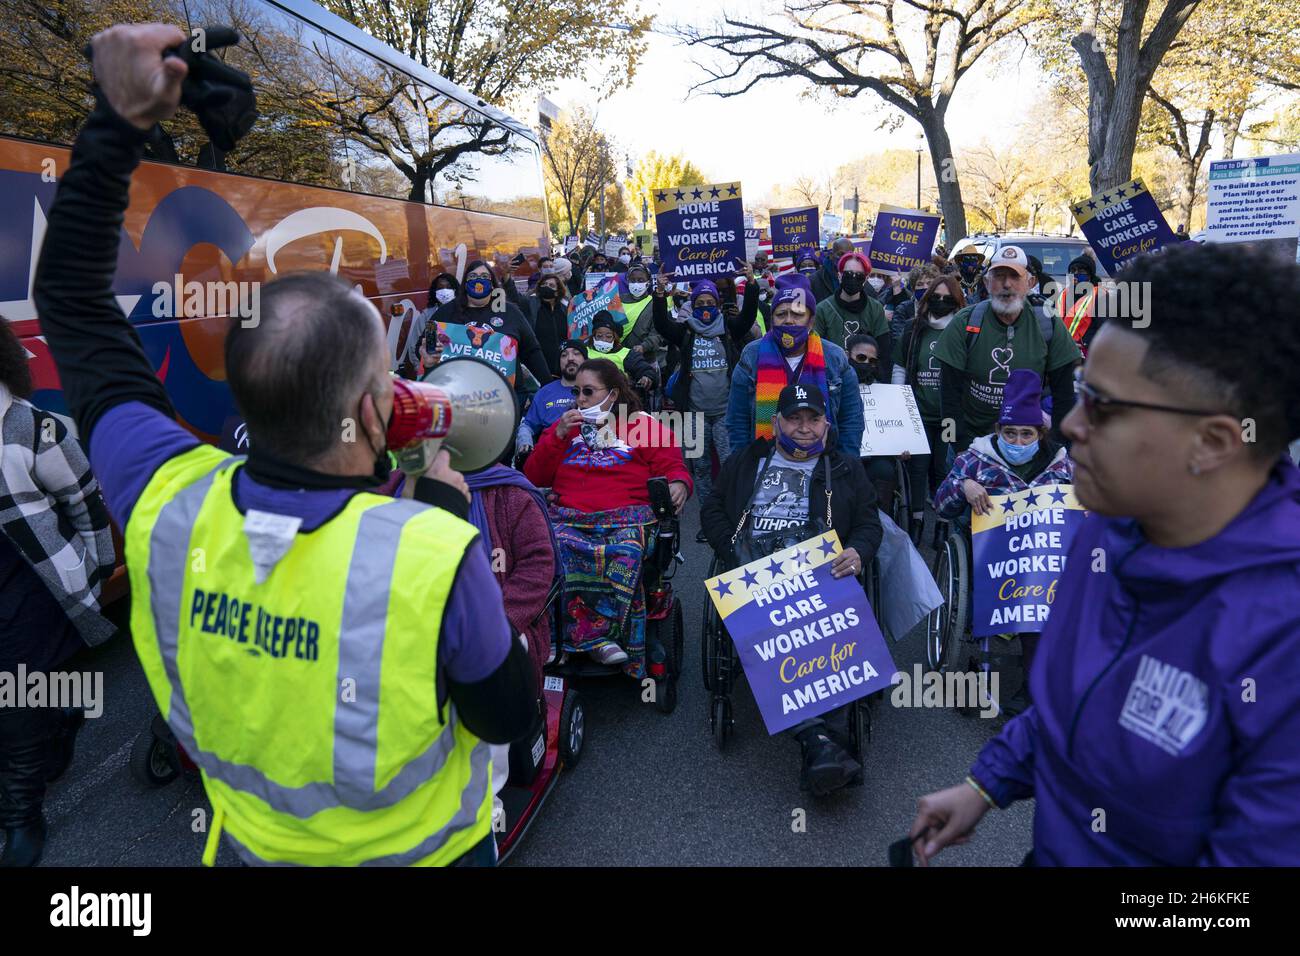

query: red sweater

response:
[524,412,693,512]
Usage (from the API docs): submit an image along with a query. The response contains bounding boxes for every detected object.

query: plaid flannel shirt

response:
[935,434,1075,519]
[0,388,116,645]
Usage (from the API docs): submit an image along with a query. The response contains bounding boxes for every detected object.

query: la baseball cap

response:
[987,245,1029,277]
[777,383,827,417]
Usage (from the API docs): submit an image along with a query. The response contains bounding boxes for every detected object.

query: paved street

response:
[37,500,1032,867]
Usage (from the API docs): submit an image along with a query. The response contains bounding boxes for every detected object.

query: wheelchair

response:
[924,513,1029,714]
[547,476,685,714]
[701,550,883,755]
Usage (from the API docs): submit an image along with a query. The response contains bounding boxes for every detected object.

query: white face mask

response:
[592,338,614,353]
[868,276,885,291]
[434,288,455,305]
[619,254,631,264]
[579,395,613,422]
[628,281,649,297]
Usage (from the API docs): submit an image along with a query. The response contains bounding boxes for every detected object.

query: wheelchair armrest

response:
[647,476,675,523]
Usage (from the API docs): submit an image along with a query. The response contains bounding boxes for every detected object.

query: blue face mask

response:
[776,428,825,461]
[1073,272,1091,286]
[693,306,716,323]
[913,288,926,302]
[465,275,493,299]
[998,436,1039,465]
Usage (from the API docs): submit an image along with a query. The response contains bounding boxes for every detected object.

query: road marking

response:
[47,738,133,822]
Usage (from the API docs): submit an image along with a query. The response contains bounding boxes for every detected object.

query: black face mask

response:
[539,285,559,301]
[851,361,876,385]
[840,272,866,295]
[927,295,958,317]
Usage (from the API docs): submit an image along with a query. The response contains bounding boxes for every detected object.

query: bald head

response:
[832,237,853,256]
[225,272,388,465]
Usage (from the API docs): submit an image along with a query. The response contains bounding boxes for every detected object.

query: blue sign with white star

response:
[970,485,1087,638]
[703,531,896,734]
[653,181,746,280]
[1072,177,1177,275]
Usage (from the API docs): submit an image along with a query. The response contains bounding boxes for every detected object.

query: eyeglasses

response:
[570,385,610,398]
[1071,368,1226,427]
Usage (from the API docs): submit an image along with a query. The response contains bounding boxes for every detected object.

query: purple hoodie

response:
[972,456,1300,865]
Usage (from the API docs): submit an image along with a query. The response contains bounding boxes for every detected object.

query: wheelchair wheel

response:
[889,458,909,530]
[129,727,180,787]
[559,690,585,768]
[941,530,972,671]
[652,599,683,714]
[702,556,722,692]
[711,697,733,751]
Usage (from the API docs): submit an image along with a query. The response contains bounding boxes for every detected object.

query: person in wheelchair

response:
[701,384,883,796]
[933,368,1075,714]
[523,359,691,673]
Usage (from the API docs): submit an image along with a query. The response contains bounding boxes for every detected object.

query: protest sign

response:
[705,531,896,734]
[770,205,820,258]
[633,228,654,254]
[970,485,1086,638]
[868,205,940,274]
[583,271,618,291]
[654,182,746,280]
[744,228,761,261]
[567,275,627,339]
[373,258,410,294]
[850,236,871,256]
[433,321,519,386]
[1204,154,1300,252]
[1072,178,1178,274]
[744,210,755,229]
[564,235,578,253]
[822,212,844,237]
[604,237,624,258]
[857,384,930,457]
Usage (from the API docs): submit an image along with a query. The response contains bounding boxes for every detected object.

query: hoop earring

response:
[1189,462,1201,476]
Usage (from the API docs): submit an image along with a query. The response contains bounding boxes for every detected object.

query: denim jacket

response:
[725,334,864,456]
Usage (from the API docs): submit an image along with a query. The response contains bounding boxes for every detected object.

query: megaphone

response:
[386,357,518,475]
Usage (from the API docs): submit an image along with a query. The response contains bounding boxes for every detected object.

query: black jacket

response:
[701,439,883,567]
[433,300,551,389]
[651,293,750,409]
[528,296,570,380]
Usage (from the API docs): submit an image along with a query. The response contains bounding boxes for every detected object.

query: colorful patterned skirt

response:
[550,503,656,678]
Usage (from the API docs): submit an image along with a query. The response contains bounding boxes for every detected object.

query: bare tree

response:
[678,0,1045,244]
[1068,0,1202,192]
[541,106,617,235]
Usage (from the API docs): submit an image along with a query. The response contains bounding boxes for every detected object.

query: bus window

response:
[323,32,430,201]
[0,0,188,146]
[182,0,345,187]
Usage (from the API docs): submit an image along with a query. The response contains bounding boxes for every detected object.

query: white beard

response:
[991,294,1024,318]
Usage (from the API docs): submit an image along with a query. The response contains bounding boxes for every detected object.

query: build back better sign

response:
[970,485,1086,637]
[654,182,746,280]
[704,532,896,734]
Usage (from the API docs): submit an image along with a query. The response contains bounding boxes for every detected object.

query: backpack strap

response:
[963,300,990,357]
[1033,303,1054,346]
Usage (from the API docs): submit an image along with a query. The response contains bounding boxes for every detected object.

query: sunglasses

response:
[1072,368,1225,427]
[852,356,878,366]
[570,385,610,398]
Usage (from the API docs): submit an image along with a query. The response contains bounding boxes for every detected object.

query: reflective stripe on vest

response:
[147,469,462,815]
[127,446,490,865]
[1058,287,1097,340]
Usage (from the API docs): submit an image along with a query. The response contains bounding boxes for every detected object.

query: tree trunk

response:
[919,109,967,246]
[1221,110,1243,160]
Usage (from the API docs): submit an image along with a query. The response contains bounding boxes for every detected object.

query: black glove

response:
[85,25,257,153]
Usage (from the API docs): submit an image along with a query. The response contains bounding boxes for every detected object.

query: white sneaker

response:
[592,643,629,666]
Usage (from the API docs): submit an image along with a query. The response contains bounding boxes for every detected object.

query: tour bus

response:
[0,0,550,596]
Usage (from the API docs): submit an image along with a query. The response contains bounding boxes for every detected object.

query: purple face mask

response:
[776,427,825,461]
[769,323,809,355]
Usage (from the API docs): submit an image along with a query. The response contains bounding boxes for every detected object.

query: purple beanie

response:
[772,273,815,313]
[691,279,720,304]
[998,369,1044,427]
[795,246,819,268]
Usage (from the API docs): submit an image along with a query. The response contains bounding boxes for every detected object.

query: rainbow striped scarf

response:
[754,332,829,440]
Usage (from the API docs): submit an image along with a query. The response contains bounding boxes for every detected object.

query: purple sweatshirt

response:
[971,457,1300,865]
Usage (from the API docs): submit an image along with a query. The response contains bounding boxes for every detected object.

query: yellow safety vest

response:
[596,345,631,371]
[125,444,491,866]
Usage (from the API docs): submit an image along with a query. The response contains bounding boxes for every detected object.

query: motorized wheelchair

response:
[700,549,884,756]
[547,476,686,715]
